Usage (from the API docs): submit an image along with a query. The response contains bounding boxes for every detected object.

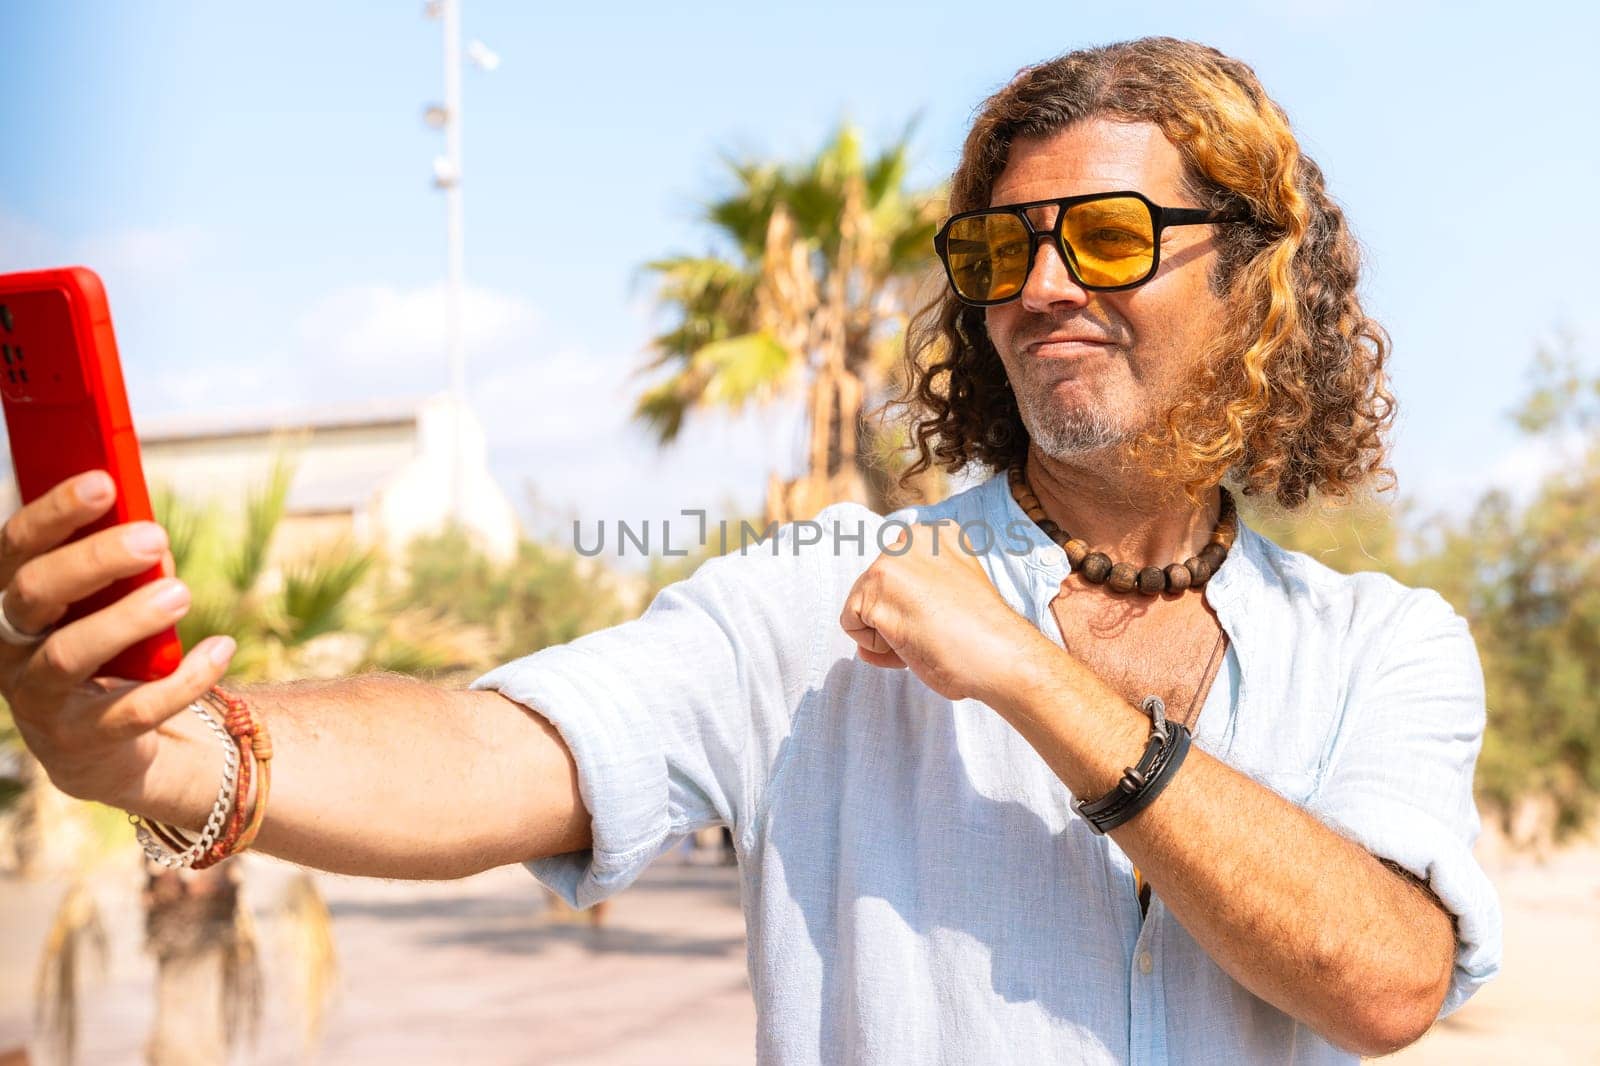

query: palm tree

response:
[138,458,374,1065]
[633,123,948,523]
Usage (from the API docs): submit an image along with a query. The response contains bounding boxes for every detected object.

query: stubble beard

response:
[1009,363,1136,461]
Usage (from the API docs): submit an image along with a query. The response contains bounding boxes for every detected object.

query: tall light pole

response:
[423,0,498,523]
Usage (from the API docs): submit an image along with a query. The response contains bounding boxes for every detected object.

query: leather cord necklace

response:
[1131,633,1223,917]
[1051,601,1229,917]
[1009,461,1233,914]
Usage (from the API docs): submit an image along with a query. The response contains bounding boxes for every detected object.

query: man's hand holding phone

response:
[0,469,236,818]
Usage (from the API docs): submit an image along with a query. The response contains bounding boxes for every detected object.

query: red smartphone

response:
[0,266,183,681]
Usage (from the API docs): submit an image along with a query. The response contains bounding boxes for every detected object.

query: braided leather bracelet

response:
[132,687,272,870]
[1072,696,1193,835]
[193,687,272,868]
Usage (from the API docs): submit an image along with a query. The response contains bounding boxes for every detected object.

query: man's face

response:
[983,118,1231,463]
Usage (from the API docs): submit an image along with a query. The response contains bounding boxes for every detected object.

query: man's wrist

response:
[984,642,1162,802]
[985,635,1078,721]
[125,702,226,832]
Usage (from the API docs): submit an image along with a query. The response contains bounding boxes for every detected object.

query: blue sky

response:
[3,1,1596,547]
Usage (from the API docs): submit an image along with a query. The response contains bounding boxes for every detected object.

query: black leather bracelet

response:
[1072,696,1193,835]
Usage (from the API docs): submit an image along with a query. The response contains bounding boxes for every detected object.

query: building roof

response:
[133,395,431,445]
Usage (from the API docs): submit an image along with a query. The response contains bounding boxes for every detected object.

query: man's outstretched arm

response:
[1,470,591,882]
[144,675,591,879]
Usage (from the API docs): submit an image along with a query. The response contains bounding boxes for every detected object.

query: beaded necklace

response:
[1007,462,1237,594]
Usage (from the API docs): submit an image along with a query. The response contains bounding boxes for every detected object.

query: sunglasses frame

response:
[932,190,1249,305]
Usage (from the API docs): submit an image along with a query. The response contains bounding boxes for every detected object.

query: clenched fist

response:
[838,519,1057,705]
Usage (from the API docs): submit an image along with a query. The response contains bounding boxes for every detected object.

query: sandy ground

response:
[1,837,1596,1064]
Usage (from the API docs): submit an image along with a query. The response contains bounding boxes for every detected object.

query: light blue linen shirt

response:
[471,470,1501,1065]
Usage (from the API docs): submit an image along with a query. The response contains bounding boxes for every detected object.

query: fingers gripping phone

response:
[0,266,183,680]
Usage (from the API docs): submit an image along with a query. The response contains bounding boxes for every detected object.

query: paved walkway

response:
[3,839,1597,1063]
[1,848,757,1065]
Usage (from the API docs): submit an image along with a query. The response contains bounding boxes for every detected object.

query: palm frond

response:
[220,870,264,1055]
[709,160,781,255]
[177,595,243,651]
[151,485,204,577]
[227,456,295,595]
[636,120,943,459]
[33,881,107,1066]
[280,872,340,1052]
[864,121,917,208]
[693,330,798,409]
[279,545,373,646]
[631,371,703,444]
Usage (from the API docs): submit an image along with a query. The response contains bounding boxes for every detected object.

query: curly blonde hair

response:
[888,37,1395,509]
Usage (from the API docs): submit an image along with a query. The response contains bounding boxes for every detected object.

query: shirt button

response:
[1039,546,1064,567]
[1137,951,1153,975]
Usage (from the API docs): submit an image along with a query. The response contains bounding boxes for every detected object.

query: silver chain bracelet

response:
[132,698,240,869]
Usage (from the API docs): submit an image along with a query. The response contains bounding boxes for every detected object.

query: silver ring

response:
[0,588,51,647]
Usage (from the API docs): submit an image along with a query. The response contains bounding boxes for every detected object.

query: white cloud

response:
[1481,430,1586,501]
[3,222,804,549]
[78,225,209,280]
[1409,427,1587,520]
[296,281,540,373]
[0,214,208,294]
[472,345,634,445]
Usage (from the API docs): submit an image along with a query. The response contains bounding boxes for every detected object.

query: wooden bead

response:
[1079,552,1113,584]
[1108,561,1139,593]
[1163,562,1191,593]
[1136,566,1165,595]
[1039,519,1062,540]
[1200,542,1228,571]
[1063,538,1090,567]
[1185,555,1212,585]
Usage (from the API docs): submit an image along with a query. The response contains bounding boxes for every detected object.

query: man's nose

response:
[1018,234,1089,313]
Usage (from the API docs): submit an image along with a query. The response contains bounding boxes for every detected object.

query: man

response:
[1,37,1499,1065]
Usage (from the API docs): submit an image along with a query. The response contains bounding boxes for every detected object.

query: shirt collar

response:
[973,467,1261,614]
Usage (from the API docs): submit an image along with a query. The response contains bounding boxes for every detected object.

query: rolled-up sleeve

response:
[1307,587,1503,1018]
[470,512,840,908]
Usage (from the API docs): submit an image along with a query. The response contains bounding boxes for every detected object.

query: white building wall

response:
[0,393,520,564]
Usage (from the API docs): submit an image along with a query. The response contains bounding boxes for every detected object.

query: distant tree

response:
[634,123,949,523]
[1255,334,1600,842]
[1421,339,1600,841]
[393,524,632,665]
